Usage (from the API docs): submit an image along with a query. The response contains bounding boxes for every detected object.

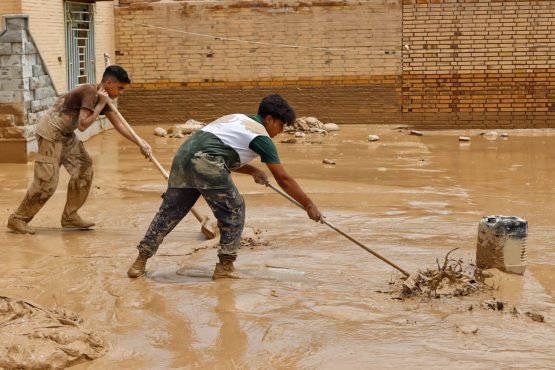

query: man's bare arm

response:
[76,95,108,132]
[265,163,322,221]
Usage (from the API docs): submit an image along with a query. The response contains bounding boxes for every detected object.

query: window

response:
[65,1,96,89]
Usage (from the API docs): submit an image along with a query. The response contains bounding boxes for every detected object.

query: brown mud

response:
[1,125,555,368]
[0,296,105,369]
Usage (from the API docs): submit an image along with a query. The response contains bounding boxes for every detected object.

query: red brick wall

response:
[115,0,403,125]
[120,77,400,126]
[116,0,555,128]
[402,0,555,128]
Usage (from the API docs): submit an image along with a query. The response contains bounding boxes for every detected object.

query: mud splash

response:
[0,296,105,369]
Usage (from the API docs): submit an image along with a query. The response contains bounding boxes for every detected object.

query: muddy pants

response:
[137,187,245,262]
[12,134,93,222]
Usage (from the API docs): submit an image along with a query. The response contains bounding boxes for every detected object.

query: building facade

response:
[0,0,116,163]
[115,0,554,129]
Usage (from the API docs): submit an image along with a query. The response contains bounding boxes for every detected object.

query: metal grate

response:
[65,2,96,89]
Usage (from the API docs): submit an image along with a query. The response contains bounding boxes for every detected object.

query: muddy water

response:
[1,125,555,368]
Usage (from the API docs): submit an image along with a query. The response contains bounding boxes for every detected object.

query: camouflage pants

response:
[12,134,93,222]
[138,187,245,261]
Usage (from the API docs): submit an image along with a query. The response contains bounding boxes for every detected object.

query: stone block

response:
[0,67,10,78]
[27,112,42,126]
[0,30,26,43]
[6,17,28,31]
[0,91,15,103]
[25,42,36,54]
[0,54,22,67]
[0,43,12,55]
[11,42,24,54]
[22,65,32,78]
[34,86,56,100]
[30,97,55,113]
[13,90,32,103]
[30,75,52,90]
[21,54,36,66]
[2,78,29,90]
[0,114,15,127]
[32,64,44,76]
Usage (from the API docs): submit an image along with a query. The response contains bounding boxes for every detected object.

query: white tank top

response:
[201,114,270,164]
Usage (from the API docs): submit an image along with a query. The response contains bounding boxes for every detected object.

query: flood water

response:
[1,125,554,369]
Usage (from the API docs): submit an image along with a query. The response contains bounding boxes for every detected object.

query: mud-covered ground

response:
[1,125,554,369]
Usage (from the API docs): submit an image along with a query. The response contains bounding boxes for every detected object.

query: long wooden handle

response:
[107,101,206,224]
[265,182,410,277]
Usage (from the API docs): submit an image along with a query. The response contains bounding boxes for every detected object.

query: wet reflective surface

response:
[1,125,555,368]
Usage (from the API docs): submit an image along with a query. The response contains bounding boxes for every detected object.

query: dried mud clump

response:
[398,248,485,299]
[0,296,105,369]
[281,116,339,144]
[155,119,206,138]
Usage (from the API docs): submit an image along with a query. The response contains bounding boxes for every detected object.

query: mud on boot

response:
[61,214,95,229]
[212,260,241,280]
[127,253,149,278]
[7,214,36,235]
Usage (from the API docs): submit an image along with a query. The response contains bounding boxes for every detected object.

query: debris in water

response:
[456,325,479,335]
[368,135,380,142]
[284,116,337,135]
[459,136,471,142]
[0,296,105,369]
[525,311,545,323]
[400,248,484,298]
[482,131,498,140]
[410,130,423,136]
[154,127,167,137]
[323,123,339,131]
[482,299,505,311]
[280,138,297,144]
[240,228,269,248]
[322,158,336,165]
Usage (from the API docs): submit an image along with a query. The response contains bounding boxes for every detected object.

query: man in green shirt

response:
[128,94,322,279]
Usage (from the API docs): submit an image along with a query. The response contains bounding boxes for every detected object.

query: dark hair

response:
[257,94,296,125]
[102,65,131,83]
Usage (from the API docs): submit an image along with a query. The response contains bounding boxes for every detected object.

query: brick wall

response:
[118,0,554,129]
[402,0,555,129]
[115,0,402,125]
[0,1,22,14]
[94,2,116,81]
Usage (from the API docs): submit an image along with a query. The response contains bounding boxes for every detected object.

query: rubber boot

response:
[127,253,149,278]
[212,260,241,280]
[7,214,36,235]
[61,214,95,229]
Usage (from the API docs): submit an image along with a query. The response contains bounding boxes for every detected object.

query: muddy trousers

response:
[137,187,245,262]
[12,135,93,223]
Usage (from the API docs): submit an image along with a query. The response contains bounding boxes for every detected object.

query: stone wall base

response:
[0,116,113,163]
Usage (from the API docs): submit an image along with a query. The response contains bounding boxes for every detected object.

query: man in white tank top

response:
[127,95,322,279]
